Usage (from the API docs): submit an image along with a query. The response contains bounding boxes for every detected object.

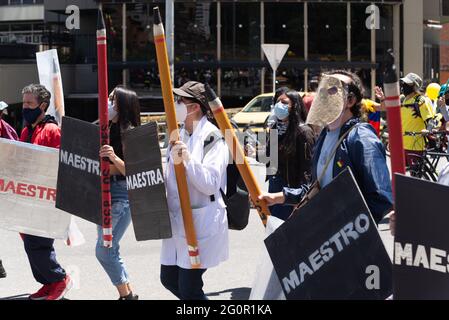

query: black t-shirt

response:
[109,122,124,165]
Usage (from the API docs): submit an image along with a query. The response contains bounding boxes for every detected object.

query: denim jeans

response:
[23,234,66,285]
[160,265,208,300]
[95,180,132,286]
[268,175,295,221]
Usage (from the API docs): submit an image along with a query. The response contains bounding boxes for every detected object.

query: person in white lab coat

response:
[160,81,229,300]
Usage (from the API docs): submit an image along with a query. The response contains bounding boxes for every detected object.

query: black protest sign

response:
[56,117,102,225]
[265,168,392,300]
[394,174,449,300]
[122,122,171,241]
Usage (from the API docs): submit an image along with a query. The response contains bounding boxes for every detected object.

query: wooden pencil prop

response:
[153,7,200,268]
[204,84,270,226]
[383,49,406,195]
[52,58,64,124]
[97,9,112,247]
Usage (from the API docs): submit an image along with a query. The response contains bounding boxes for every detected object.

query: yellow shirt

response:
[401,93,435,151]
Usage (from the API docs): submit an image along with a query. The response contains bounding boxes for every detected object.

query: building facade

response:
[0,0,446,121]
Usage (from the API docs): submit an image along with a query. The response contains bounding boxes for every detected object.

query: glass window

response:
[174,2,217,62]
[104,4,124,62]
[376,5,394,63]
[308,3,347,62]
[242,96,272,113]
[221,2,260,61]
[351,4,371,62]
[222,67,261,98]
[127,3,158,62]
[0,24,9,32]
[0,0,9,6]
[11,24,32,32]
[264,2,304,61]
[264,67,305,93]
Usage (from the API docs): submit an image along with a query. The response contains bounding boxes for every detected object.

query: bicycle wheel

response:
[422,158,438,182]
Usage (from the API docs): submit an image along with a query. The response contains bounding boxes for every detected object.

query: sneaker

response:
[0,260,6,278]
[29,284,53,300]
[118,292,139,300]
[46,276,73,301]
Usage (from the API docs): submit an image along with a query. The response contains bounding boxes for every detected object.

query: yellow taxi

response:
[231,93,274,132]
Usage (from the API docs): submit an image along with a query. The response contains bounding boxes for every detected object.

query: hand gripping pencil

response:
[204,84,270,226]
[153,7,201,268]
[97,9,112,247]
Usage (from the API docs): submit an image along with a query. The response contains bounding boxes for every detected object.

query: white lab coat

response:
[161,116,229,269]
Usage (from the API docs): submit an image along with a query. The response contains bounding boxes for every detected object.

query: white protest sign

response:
[0,139,71,239]
[36,49,65,125]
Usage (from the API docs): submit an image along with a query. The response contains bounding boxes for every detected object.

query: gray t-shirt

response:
[316,128,341,188]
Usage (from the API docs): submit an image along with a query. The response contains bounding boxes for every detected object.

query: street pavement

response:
[0,157,446,300]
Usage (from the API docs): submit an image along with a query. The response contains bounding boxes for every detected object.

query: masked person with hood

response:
[0,101,16,280]
[0,101,18,140]
[264,90,316,220]
[376,73,436,168]
[19,84,72,300]
[95,86,140,300]
[160,81,229,300]
[259,70,393,224]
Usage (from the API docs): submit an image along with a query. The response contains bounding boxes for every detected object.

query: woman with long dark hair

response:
[267,90,316,220]
[96,86,140,300]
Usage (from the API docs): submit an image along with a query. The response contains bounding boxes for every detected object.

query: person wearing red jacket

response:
[0,102,17,279]
[0,102,18,140]
[20,84,72,300]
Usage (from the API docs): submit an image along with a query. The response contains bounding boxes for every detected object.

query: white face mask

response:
[175,101,188,123]
[108,100,118,121]
[175,101,196,123]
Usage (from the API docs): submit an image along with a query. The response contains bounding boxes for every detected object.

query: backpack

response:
[203,130,251,231]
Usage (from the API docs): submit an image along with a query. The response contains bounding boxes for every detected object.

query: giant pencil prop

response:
[52,58,64,124]
[205,84,270,226]
[153,7,201,268]
[383,49,406,194]
[97,9,112,247]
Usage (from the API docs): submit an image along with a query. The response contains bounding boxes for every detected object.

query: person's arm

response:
[99,145,126,176]
[350,126,393,223]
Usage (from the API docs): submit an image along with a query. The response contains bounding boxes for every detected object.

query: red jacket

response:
[20,116,61,148]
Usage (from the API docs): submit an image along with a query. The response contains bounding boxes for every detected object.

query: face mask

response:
[108,100,118,121]
[175,101,188,123]
[274,102,290,120]
[175,101,197,123]
[23,105,43,124]
[401,83,415,96]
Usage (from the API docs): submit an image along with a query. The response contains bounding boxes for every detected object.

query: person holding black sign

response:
[96,86,141,300]
[264,90,316,220]
[20,84,72,300]
[160,81,229,300]
[259,71,393,224]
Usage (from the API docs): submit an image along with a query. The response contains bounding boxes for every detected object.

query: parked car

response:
[231,93,274,132]
[231,92,306,132]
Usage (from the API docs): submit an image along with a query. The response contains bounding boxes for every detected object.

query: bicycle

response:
[403,130,449,181]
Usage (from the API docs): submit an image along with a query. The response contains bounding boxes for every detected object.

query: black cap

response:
[173,81,210,113]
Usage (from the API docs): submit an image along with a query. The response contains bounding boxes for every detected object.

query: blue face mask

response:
[274,102,290,120]
[22,104,43,124]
